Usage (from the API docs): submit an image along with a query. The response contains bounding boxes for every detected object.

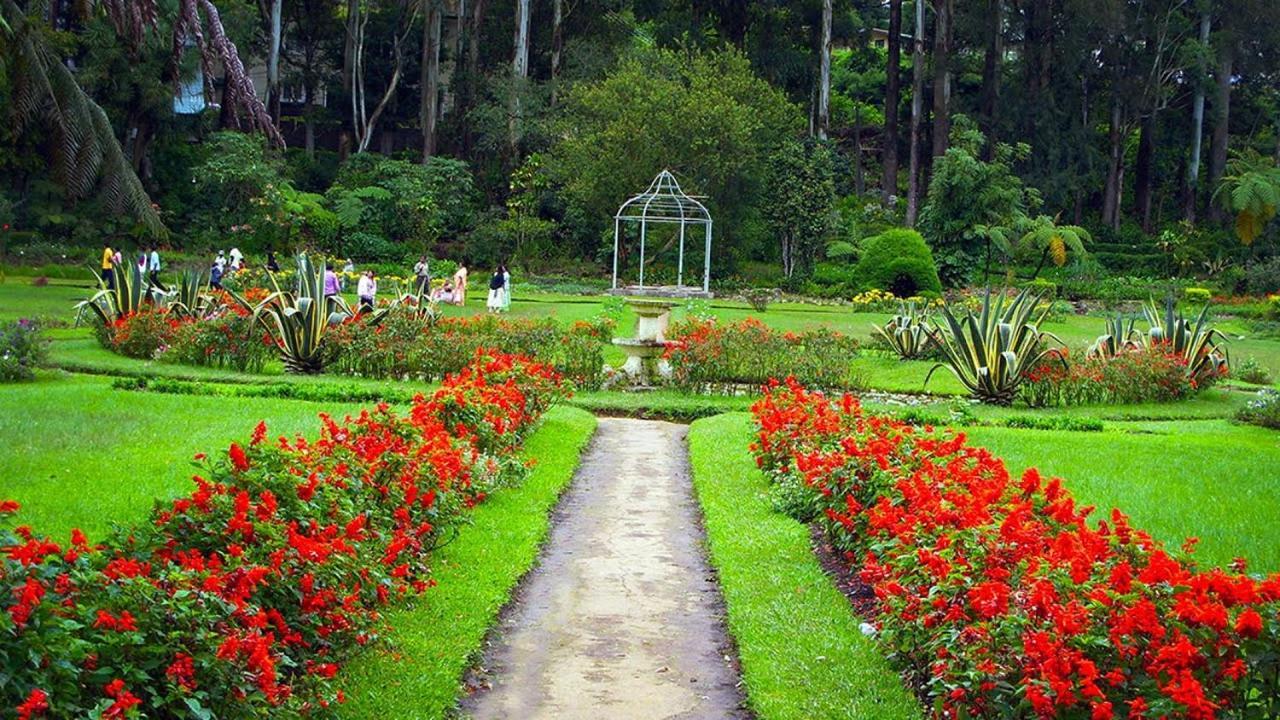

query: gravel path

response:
[461,417,747,720]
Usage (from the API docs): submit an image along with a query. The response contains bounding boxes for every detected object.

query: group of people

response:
[97,244,513,315]
[99,242,164,290]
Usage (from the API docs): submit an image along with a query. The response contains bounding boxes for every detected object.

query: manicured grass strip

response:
[0,373,367,540]
[964,419,1280,573]
[339,406,597,719]
[687,412,921,720]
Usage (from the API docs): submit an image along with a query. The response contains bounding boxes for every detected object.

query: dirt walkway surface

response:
[462,417,748,720]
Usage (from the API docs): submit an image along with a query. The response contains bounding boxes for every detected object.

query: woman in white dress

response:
[499,265,511,312]
[486,267,505,313]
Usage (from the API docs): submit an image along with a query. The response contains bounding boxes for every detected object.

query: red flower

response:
[16,688,49,719]
[228,442,250,472]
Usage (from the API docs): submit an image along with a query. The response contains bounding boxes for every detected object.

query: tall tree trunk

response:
[1207,44,1234,223]
[550,0,563,106]
[1134,113,1156,231]
[1183,9,1210,221]
[463,0,485,156]
[854,105,865,195]
[905,0,926,227]
[266,0,283,120]
[303,81,316,156]
[340,0,359,159]
[979,0,1002,154]
[509,0,531,158]
[930,0,952,158]
[421,0,443,160]
[882,0,901,202]
[816,0,832,140]
[1102,98,1124,229]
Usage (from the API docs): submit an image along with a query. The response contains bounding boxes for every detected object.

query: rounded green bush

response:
[854,228,943,297]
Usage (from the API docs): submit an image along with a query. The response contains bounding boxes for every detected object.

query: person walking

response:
[323,264,340,299]
[500,264,512,313]
[210,261,224,291]
[266,250,280,273]
[413,256,431,294]
[229,247,244,272]
[357,270,378,313]
[214,250,227,273]
[100,242,115,289]
[487,267,505,313]
[452,262,468,306]
[148,246,165,291]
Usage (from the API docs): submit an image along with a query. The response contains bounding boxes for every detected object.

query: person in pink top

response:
[323,264,341,298]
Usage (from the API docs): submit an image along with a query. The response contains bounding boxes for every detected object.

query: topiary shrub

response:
[853,228,942,297]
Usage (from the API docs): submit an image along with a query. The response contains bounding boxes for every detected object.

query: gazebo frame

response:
[612,170,713,293]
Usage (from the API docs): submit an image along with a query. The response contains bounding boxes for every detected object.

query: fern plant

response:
[1018,214,1091,279]
[926,289,1063,405]
[874,301,939,360]
[1213,150,1280,245]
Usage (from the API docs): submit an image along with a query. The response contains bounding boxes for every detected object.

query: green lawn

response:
[340,406,596,718]
[964,419,1280,572]
[688,412,921,720]
[0,372,368,540]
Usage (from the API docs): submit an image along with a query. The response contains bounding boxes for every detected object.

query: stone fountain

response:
[611,298,677,387]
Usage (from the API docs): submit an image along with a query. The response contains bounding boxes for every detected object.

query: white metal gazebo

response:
[612,170,713,295]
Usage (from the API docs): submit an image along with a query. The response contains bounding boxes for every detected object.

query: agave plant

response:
[873,301,939,360]
[165,269,216,319]
[926,289,1064,405]
[1141,297,1229,383]
[1087,313,1139,359]
[233,254,355,374]
[75,260,151,326]
[390,279,438,324]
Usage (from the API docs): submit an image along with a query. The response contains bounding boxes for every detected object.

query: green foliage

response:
[853,228,942,296]
[550,46,802,255]
[927,289,1061,405]
[0,318,46,381]
[873,301,939,360]
[918,116,1040,286]
[1237,389,1280,430]
[1235,356,1274,385]
[1016,215,1091,276]
[763,139,836,279]
[1213,150,1280,245]
[1184,287,1213,303]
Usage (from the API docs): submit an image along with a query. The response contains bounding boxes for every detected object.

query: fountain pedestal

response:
[611,298,677,386]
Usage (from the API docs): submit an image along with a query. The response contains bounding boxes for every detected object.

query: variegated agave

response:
[232,254,357,374]
[75,261,153,326]
[1141,297,1229,383]
[1087,313,1140,359]
[873,301,939,360]
[165,269,217,319]
[926,289,1064,405]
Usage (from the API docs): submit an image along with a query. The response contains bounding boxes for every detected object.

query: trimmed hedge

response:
[854,229,942,297]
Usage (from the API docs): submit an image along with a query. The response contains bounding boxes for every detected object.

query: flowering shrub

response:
[664,317,863,392]
[94,310,183,359]
[1237,389,1280,430]
[327,312,605,389]
[163,310,275,373]
[0,352,566,717]
[1021,346,1195,407]
[751,378,1280,719]
[850,288,943,313]
[0,319,47,381]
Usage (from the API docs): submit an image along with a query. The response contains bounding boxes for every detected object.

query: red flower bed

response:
[0,350,566,717]
[751,378,1280,719]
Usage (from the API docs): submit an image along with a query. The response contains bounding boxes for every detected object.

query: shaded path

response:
[462,418,747,720]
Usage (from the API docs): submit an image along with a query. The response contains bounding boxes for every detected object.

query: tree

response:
[881,0,902,202]
[929,0,952,159]
[421,0,443,158]
[509,0,532,157]
[764,139,835,279]
[1016,215,1091,279]
[918,116,1039,286]
[905,0,926,226]
[816,0,832,140]
[549,47,803,257]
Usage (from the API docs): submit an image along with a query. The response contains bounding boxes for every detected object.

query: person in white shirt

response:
[148,247,165,290]
[229,247,244,271]
[214,251,227,272]
[413,256,430,294]
[357,270,377,313]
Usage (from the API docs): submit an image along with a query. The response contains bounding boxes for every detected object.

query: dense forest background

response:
[3,0,1280,290]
